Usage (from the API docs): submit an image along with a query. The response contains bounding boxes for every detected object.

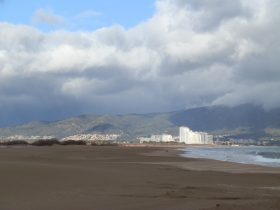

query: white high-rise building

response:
[179,127,190,143]
[179,127,213,144]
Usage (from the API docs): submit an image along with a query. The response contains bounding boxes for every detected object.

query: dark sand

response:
[0,145,279,210]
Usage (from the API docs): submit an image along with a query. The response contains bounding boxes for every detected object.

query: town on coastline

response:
[0,126,279,146]
[139,127,213,144]
[0,126,214,146]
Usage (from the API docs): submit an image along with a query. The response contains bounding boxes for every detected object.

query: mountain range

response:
[0,104,280,140]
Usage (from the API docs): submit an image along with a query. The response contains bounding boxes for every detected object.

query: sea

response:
[181,146,280,167]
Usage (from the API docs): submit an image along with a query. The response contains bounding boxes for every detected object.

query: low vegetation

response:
[91,141,118,146]
[0,139,119,147]
[0,140,28,146]
[31,139,60,146]
[60,140,87,145]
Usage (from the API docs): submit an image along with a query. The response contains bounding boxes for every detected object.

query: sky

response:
[0,0,155,31]
[0,0,280,127]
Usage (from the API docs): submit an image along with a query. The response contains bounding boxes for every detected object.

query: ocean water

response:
[181,146,280,167]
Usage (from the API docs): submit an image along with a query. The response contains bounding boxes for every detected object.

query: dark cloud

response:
[0,0,280,126]
[187,0,251,30]
[157,0,251,31]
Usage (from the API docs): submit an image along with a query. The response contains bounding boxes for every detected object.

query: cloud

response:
[74,10,102,19]
[0,0,280,126]
[32,9,65,27]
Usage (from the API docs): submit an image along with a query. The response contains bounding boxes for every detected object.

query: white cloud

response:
[32,9,65,27]
[0,0,280,125]
[74,10,102,19]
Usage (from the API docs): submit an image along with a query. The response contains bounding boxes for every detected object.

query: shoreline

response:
[1,143,280,172]
[180,145,280,171]
[0,145,279,210]
[2,143,280,172]
[144,146,280,174]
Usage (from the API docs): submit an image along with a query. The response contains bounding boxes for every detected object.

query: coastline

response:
[144,145,280,174]
[0,145,279,210]
[179,145,280,172]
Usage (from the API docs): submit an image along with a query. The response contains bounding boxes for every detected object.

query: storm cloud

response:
[0,0,280,126]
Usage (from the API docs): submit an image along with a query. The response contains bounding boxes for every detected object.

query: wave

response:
[181,146,280,167]
[257,152,280,159]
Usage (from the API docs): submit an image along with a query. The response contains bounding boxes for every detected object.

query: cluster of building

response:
[61,134,120,142]
[0,135,55,143]
[139,134,176,143]
[0,134,120,144]
[139,127,213,144]
[1,127,214,145]
[179,127,213,144]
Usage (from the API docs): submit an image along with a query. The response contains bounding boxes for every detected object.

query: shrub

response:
[31,139,60,146]
[0,140,28,145]
[60,140,87,145]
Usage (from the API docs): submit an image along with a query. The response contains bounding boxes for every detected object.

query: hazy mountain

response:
[170,104,280,138]
[0,104,279,140]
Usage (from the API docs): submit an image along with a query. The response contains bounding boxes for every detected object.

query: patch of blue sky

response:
[0,0,156,31]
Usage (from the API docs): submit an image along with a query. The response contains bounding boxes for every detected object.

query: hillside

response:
[0,104,279,140]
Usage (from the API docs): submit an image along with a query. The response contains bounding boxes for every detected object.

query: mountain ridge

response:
[1,104,280,140]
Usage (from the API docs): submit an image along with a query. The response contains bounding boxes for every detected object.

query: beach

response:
[0,145,279,210]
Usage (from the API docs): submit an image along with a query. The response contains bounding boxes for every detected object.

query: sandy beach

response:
[0,145,279,210]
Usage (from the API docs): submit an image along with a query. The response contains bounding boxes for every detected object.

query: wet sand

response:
[0,145,279,210]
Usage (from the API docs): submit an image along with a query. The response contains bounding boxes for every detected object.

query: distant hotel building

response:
[179,127,213,144]
[139,134,174,143]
